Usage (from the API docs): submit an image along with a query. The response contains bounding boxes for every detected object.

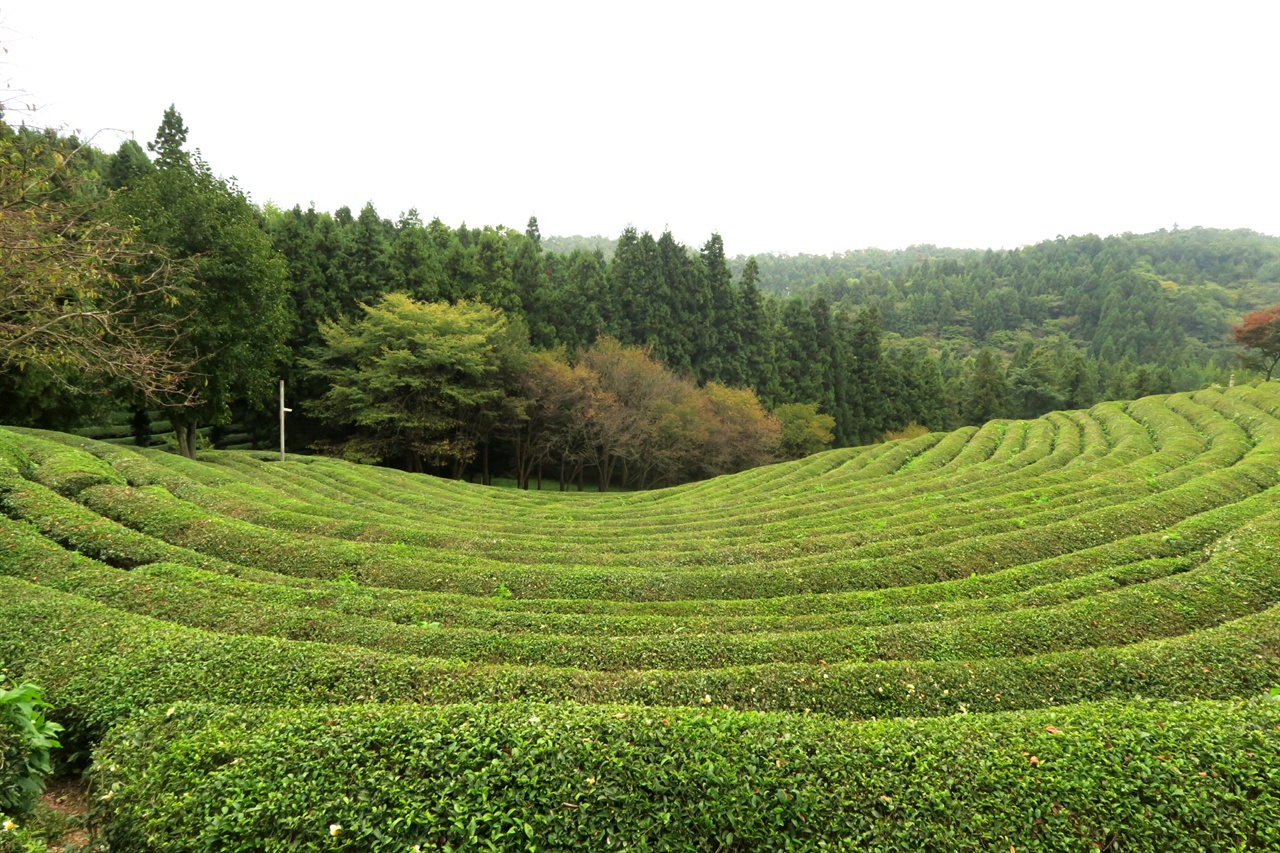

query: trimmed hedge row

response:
[4,575,1279,751]
[8,425,1280,623]
[9,498,1278,672]
[9,437,1280,623]
[170,417,1191,558]
[15,403,1157,570]
[10,434,1239,578]
[17,434,127,498]
[0,474,255,573]
[91,698,1280,852]
[0,506,1203,638]
[75,393,1263,567]
[12,510,1258,672]
[70,440,1279,599]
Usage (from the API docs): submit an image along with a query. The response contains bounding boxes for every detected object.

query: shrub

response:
[0,667,61,817]
[91,699,1280,852]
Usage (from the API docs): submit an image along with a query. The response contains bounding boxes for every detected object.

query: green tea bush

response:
[91,699,1280,852]
[0,667,61,817]
[6,385,1280,850]
[4,576,1280,752]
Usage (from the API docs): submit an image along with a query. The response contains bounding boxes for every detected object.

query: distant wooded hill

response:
[544,227,1280,369]
[6,108,1279,479]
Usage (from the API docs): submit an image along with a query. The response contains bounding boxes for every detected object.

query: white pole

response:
[279,379,292,461]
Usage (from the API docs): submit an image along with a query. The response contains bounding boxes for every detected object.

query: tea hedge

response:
[91,699,1280,853]
[4,385,1280,847]
[4,574,1279,755]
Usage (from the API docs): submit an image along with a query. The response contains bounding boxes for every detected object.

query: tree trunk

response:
[598,455,615,493]
[482,441,490,486]
[170,415,198,459]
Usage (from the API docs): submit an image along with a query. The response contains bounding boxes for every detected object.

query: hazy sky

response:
[3,0,1277,256]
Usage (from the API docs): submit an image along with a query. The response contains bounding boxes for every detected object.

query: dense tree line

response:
[5,106,1280,486]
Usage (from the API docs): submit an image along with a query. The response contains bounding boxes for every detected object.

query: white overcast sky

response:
[2,0,1277,256]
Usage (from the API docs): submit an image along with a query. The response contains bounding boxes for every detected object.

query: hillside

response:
[2,382,1280,849]
[733,228,1280,368]
[7,105,1278,463]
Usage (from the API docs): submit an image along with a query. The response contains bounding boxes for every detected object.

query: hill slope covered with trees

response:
[4,106,1280,488]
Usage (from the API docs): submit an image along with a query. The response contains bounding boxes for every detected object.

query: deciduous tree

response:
[307,294,527,474]
[0,119,192,410]
[774,402,835,459]
[1231,304,1280,380]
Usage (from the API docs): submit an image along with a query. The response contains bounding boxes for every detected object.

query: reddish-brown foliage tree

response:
[1231,305,1280,380]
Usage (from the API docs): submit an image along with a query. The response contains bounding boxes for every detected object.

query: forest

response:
[4,106,1280,489]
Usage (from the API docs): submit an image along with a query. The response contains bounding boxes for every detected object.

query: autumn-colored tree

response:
[0,121,192,406]
[1231,305,1280,380]
[576,337,663,491]
[511,340,781,490]
[699,382,781,476]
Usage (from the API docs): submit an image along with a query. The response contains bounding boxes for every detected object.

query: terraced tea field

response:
[3,384,1280,851]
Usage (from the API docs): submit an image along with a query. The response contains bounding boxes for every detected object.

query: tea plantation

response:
[2,384,1280,851]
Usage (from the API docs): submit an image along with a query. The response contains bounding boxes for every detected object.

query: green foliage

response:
[0,668,62,816]
[305,294,528,471]
[0,122,191,410]
[92,700,1280,852]
[108,107,290,457]
[5,384,1280,847]
[774,402,835,458]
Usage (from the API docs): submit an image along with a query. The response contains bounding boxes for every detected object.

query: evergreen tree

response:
[699,233,744,384]
[146,104,189,169]
[112,107,290,457]
[344,202,392,306]
[656,230,699,375]
[892,344,952,431]
[105,139,155,190]
[389,209,447,303]
[962,349,1010,425]
[544,249,608,350]
[611,228,669,349]
[777,297,825,406]
[843,307,892,444]
[737,258,780,403]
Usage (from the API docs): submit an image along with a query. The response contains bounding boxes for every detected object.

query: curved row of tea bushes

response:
[0,507,1200,632]
[125,410,1092,557]
[8,420,1280,615]
[8,442,1280,624]
[4,387,1280,851]
[173,412,1187,559]
[91,699,1280,853]
[71,393,1257,566]
[3,513,1247,671]
[4,575,1279,751]
[64,436,1279,599]
[149,418,1068,544]
[8,504,1279,671]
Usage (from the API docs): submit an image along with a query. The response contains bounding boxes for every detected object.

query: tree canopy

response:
[107,106,290,457]
[0,119,191,408]
[306,294,527,474]
[1231,304,1280,380]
